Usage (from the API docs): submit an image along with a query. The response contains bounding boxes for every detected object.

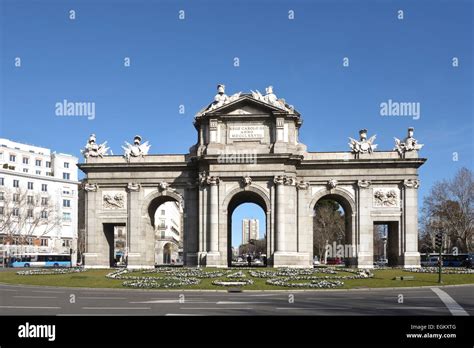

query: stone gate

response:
[79,85,426,268]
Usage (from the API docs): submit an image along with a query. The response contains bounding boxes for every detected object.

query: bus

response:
[10,253,71,268]
[420,253,470,267]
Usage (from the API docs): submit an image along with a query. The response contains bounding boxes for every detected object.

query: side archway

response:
[310,188,357,266]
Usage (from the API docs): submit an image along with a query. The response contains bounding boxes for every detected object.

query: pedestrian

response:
[247,254,252,267]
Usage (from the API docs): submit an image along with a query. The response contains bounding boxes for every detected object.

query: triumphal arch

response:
[79,85,426,268]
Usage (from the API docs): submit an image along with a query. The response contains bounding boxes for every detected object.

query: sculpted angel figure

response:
[122,135,150,161]
[81,133,109,158]
[349,129,377,154]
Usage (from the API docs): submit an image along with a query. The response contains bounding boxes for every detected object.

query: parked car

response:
[253,259,262,265]
[374,258,388,267]
[313,257,321,266]
[461,254,473,268]
[326,257,344,265]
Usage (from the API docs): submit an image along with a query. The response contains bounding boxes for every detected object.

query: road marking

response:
[0,305,61,309]
[0,289,17,292]
[82,307,151,310]
[431,288,469,316]
[79,297,127,300]
[32,290,65,294]
[276,307,349,310]
[180,307,253,310]
[130,300,216,304]
[165,313,203,316]
[14,296,57,299]
[377,306,444,310]
[216,301,269,304]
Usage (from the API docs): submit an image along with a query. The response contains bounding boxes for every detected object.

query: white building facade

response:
[0,138,79,264]
[242,218,259,245]
[154,201,182,264]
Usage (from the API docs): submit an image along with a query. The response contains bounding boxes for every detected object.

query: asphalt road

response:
[0,283,472,316]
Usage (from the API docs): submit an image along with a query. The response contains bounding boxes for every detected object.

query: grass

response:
[0,268,472,290]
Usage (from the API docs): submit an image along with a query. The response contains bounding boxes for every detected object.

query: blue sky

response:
[1,0,472,248]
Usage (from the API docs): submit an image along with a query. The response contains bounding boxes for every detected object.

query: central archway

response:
[225,188,270,267]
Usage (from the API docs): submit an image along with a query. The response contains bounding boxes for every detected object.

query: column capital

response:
[83,183,98,192]
[126,182,141,192]
[403,179,420,189]
[273,175,285,185]
[296,180,310,190]
[357,180,371,189]
[206,176,220,185]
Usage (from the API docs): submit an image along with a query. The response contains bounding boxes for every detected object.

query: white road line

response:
[276,307,349,310]
[0,289,18,292]
[131,300,215,304]
[79,297,127,300]
[82,307,151,310]
[377,306,444,310]
[14,296,57,299]
[32,290,65,294]
[165,313,203,316]
[0,305,61,309]
[431,288,469,316]
[216,301,269,304]
[180,307,253,310]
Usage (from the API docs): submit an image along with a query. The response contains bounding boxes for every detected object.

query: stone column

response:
[83,183,103,268]
[356,180,374,268]
[403,179,421,268]
[208,176,220,252]
[274,175,286,251]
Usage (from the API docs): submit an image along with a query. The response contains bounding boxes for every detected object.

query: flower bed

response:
[405,267,474,274]
[122,277,200,289]
[212,279,254,286]
[16,267,85,276]
[266,277,344,288]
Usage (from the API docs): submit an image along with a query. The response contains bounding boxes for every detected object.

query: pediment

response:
[199,94,297,117]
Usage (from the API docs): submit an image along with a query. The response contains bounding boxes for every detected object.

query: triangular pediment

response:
[200,95,286,116]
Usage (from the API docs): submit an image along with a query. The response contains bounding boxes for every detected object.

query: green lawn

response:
[0,268,472,290]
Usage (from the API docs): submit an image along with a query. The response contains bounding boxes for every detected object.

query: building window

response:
[23,168,28,173]
[41,197,48,205]
[13,193,19,202]
[13,179,19,188]
[64,162,69,168]
[46,172,52,176]
[62,189,70,195]
[13,208,19,217]
[0,207,3,215]
[63,199,70,208]
[27,209,33,218]
[22,157,29,164]
[63,173,70,180]
[41,211,48,219]
[63,212,71,221]
[36,170,41,175]
[0,192,4,201]
[41,184,47,192]
[159,219,166,228]
[62,239,71,247]
[27,182,33,190]
[46,161,51,168]
[35,159,42,166]
[27,195,33,204]
[161,209,165,216]
[0,177,3,186]
[40,238,48,246]
[9,154,16,162]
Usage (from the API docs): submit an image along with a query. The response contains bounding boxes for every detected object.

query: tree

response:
[313,200,345,259]
[0,187,62,250]
[420,167,473,253]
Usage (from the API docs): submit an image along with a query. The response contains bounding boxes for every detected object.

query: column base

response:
[203,251,227,267]
[83,253,109,268]
[127,252,154,269]
[356,252,374,269]
[273,252,312,268]
[403,251,421,268]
